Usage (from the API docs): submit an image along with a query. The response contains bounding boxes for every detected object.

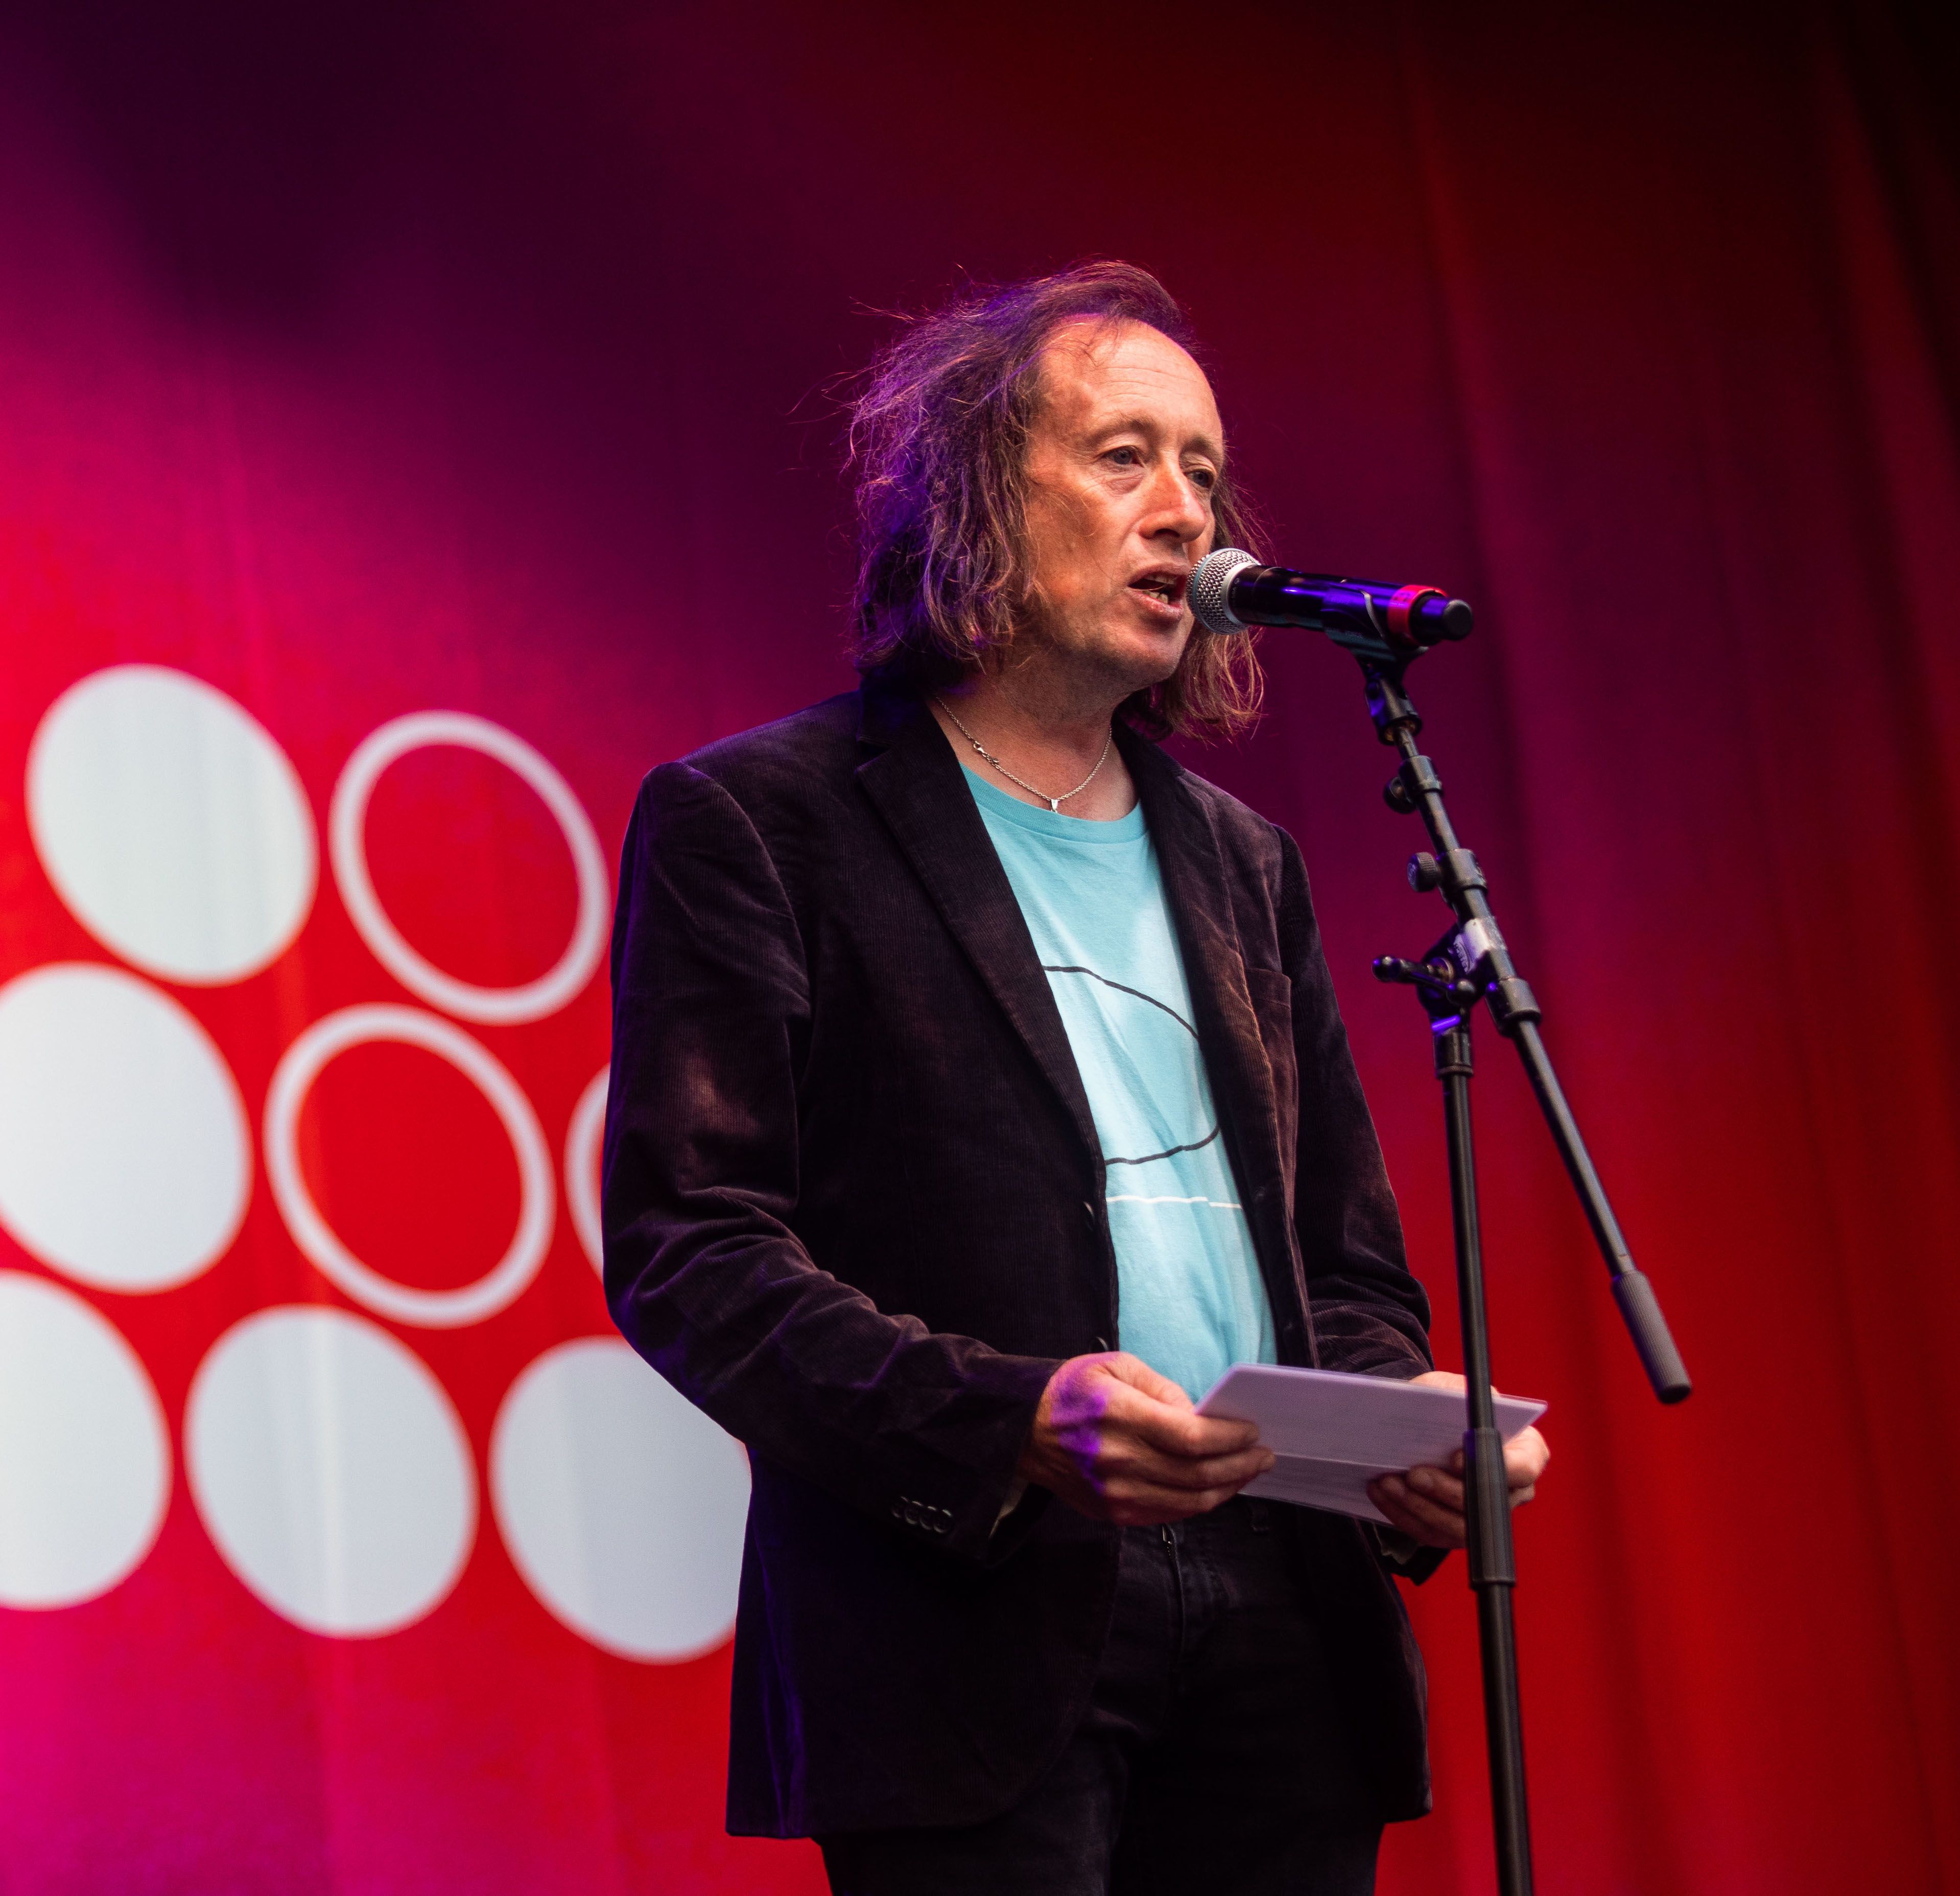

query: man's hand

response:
[1019,1352,1275,1526]
[1366,1369,1550,1549]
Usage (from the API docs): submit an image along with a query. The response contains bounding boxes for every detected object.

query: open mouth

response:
[1127,570,1188,608]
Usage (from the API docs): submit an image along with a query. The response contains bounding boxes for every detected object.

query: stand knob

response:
[1407,852,1442,893]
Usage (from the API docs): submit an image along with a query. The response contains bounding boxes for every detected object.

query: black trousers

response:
[820,1499,1384,1896]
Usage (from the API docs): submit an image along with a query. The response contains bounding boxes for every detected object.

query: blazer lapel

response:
[854,687,1104,1166]
[1121,730,1298,1301]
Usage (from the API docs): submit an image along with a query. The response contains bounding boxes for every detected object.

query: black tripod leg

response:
[1438,1020,1534,1896]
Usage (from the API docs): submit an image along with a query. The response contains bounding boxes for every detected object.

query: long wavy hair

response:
[845,261,1264,740]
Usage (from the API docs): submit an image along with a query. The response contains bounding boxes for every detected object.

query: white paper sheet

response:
[1196,1364,1547,1525]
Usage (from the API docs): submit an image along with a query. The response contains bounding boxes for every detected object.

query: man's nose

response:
[1144,459,1211,542]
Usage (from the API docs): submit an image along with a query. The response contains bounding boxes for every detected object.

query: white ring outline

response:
[329,711,609,1025]
[565,1068,608,1278]
[264,1004,555,1328]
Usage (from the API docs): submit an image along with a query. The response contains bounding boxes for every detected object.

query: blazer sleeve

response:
[1277,828,1436,1383]
[601,761,1055,1562]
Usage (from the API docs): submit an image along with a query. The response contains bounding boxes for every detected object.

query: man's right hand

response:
[1017,1352,1275,1526]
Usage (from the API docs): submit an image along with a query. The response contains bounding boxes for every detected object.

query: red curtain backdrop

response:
[0,4,1953,1891]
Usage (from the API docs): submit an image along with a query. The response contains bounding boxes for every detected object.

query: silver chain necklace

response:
[936,697,1114,813]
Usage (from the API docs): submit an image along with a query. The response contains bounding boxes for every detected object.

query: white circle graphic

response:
[0,963,250,1292]
[329,712,609,1025]
[28,665,317,985]
[490,1337,749,1661]
[185,1305,476,1637]
[566,1068,608,1277]
[0,1271,171,1608]
[263,1004,554,1328]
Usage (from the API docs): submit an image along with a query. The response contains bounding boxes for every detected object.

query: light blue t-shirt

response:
[963,766,1278,1399]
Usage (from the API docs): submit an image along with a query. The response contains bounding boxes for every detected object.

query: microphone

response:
[1188,548,1473,664]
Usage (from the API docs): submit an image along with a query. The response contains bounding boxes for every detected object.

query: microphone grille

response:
[1188,548,1262,635]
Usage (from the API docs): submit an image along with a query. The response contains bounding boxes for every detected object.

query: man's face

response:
[1015,319,1224,700]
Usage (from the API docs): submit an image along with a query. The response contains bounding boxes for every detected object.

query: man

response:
[603,261,1548,1894]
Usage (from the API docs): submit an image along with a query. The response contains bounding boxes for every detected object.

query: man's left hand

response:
[1365,1369,1550,1550]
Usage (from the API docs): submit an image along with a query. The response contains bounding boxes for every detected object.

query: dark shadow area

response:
[4,0,460,322]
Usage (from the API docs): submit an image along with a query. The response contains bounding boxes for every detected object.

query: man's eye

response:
[1105,446,1142,467]
[1186,466,1218,493]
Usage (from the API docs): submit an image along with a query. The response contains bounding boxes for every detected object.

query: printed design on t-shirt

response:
[1041,964,1242,1212]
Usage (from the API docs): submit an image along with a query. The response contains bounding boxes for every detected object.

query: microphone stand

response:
[1350,655,1691,1896]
